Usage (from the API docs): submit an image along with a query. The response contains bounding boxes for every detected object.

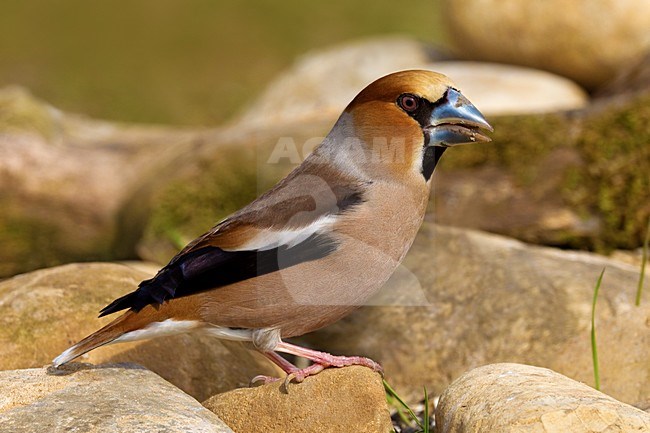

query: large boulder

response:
[428,61,588,116]
[203,366,392,433]
[435,363,650,433]
[598,52,650,99]
[0,262,281,401]
[436,87,650,251]
[0,364,233,432]
[303,223,650,405]
[441,0,650,89]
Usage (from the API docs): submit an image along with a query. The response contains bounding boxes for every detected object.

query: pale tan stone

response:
[441,0,650,89]
[0,364,233,433]
[203,366,392,433]
[435,363,650,432]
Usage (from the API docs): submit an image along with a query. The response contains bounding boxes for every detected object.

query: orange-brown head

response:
[325,69,493,181]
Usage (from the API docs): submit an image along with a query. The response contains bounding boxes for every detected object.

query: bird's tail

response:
[52,310,143,367]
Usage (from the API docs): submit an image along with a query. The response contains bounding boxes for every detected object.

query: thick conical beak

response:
[426,88,493,147]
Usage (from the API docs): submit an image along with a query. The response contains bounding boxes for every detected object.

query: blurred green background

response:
[0,0,443,126]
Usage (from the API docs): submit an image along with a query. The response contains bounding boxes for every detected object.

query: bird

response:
[52,70,492,384]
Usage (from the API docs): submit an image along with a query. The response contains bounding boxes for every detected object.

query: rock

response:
[303,223,650,405]
[441,0,650,89]
[238,40,587,127]
[202,366,392,433]
[0,262,281,401]
[236,36,448,128]
[597,51,650,99]
[428,61,588,116]
[436,87,650,251]
[1,38,649,276]
[435,363,650,433]
[0,364,233,433]
[0,86,200,277]
[137,81,649,260]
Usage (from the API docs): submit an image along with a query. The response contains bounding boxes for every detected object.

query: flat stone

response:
[0,364,233,433]
[436,363,650,433]
[203,366,392,433]
[428,61,588,115]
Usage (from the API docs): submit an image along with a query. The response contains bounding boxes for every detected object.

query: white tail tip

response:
[52,344,80,368]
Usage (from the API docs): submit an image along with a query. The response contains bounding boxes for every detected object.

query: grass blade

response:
[635,217,650,306]
[383,379,424,430]
[422,386,430,433]
[591,267,605,391]
[385,392,412,427]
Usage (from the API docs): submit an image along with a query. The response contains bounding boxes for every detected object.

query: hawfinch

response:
[53,70,492,383]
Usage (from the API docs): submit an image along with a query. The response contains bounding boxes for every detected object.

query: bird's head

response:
[329,69,493,181]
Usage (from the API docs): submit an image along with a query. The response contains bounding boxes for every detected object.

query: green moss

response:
[443,112,575,185]
[0,199,117,277]
[568,94,650,251]
[0,87,57,138]
[0,211,63,277]
[142,148,265,263]
[441,95,649,251]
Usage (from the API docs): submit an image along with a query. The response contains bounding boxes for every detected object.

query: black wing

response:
[98,233,338,317]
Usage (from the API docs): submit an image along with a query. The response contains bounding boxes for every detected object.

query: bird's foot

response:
[282,354,382,386]
[275,340,383,376]
[256,341,383,390]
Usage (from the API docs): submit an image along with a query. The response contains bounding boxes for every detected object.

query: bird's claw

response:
[250,374,281,386]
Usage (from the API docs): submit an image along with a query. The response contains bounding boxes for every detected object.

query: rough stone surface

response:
[0,262,281,401]
[437,83,650,251]
[304,223,650,405]
[0,364,233,433]
[435,363,650,433]
[203,366,392,433]
[428,61,588,115]
[441,0,650,89]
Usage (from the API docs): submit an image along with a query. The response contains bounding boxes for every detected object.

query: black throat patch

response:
[421,146,447,181]
[398,91,450,181]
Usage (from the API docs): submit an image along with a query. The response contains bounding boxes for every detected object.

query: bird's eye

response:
[397,94,419,113]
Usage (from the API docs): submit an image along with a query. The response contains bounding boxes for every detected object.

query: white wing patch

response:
[225,215,338,252]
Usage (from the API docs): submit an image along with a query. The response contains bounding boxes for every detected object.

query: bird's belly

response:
[197,238,401,337]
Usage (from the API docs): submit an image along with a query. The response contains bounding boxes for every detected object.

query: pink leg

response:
[274,341,382,383]
[251,342,382,387]
[264,351,297,374]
